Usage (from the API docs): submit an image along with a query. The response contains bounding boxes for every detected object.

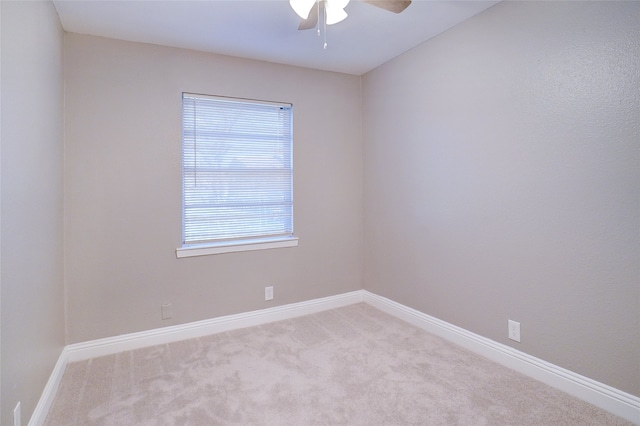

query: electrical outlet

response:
[508,320,521,342]
[265,286,274,301]
[161,303,172,320]
[14,401,21,426]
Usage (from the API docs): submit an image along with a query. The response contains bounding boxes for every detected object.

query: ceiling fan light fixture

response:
[290,0,316,20]
[325,0,348,25]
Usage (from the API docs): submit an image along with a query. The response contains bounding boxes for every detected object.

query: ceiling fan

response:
[290,0,412,30]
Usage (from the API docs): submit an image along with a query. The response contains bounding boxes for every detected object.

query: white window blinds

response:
[182,93,293,246]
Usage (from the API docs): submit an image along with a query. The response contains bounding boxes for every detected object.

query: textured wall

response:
[1,1,65,423]
[64,34,363,343]
[363,1,639,396]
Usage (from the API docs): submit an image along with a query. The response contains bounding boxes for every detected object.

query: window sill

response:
[176,236,298,258]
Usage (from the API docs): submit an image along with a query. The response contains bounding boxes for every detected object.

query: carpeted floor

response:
[45,303,632,425]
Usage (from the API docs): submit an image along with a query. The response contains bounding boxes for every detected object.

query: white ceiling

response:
[53,0,499,75]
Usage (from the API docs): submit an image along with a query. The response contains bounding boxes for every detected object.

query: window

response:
[177,93,297,258]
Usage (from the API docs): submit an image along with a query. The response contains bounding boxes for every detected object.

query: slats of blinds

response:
[182,94,293,245]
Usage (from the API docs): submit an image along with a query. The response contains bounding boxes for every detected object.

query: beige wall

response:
[1,1,65,423]
[64,34,363,344]
[363,1,639,396]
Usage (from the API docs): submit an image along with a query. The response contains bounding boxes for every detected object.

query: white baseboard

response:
[362,291,640,425]
[65,290,364,363]
[31,289,640,425]
[28,348,69,426]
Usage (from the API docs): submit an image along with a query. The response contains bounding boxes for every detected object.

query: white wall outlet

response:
[14,401,21,426]
[508,319,521,342]
[161,303,172,320]
[265,286,274,301]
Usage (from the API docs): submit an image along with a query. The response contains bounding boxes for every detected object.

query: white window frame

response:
[176,93,298,258]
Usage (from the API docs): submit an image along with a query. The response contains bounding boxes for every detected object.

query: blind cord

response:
[193,101,198,186]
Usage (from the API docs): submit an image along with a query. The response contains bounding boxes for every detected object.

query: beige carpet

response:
[45,303,632,425]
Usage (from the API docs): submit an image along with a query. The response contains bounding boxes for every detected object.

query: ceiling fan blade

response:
[298,3,319,30]
[364,0,411,14]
